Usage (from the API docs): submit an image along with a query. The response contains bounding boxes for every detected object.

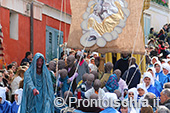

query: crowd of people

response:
[2,28,170,112]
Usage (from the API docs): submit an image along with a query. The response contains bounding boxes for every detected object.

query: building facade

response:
[144,0,170,43]
[0,0,71,67]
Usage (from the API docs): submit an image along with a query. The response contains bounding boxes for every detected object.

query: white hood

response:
[0,87,6,104]
[14,88,23,105]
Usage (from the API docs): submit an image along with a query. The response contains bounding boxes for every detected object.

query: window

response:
[10,11,18,40]
[46,26,63,63]
[143,14,151,44]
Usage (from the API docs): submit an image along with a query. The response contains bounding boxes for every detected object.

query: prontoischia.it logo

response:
[54,97,160,108]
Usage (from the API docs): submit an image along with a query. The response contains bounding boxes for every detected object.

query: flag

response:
[67,0,146,54]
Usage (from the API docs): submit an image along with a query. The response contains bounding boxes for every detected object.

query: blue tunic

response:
[147,84,160,97]
[11,101,19,113]
[167,73,170,82]
[155,71,168,87]
[154,80,163,93]
[0,100,11,113]
[59,76,72,97]
[20,53,54,113]
[100,107,119,113]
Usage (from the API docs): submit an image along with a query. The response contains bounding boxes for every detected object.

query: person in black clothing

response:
[113,53,130,77]
[122,57,141,89]
[20,51,32,65]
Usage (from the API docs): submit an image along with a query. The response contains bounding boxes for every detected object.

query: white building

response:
[144,0,170,43]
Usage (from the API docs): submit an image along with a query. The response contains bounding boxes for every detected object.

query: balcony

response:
[151,0,169,7]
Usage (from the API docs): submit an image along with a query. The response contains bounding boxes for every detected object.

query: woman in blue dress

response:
[142,72,160,97]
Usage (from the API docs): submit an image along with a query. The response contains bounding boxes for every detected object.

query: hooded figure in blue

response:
[20,53,54,113]
[162,63,170,82]
[143,72,160,97]
[11,88,23,113]
[154,62,168,87]
[147,67,163,93]
[0,87,11,113]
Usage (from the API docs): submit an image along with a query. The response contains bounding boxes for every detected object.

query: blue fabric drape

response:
[20,53,54,113]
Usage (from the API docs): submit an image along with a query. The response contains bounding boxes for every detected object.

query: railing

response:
[151,0,169,7]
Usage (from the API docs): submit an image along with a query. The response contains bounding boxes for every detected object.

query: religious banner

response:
[68,0,146,54]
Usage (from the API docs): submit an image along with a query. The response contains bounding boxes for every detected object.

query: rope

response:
[58,0,64,58]
[55,0,64,95]
[64,37,89,105]
[60,107,75,113]
[125,0,145,83]
[127,52,147,87]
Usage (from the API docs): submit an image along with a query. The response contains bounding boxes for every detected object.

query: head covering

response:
[167,59,170,63]
[128,88,138,100]
[154,61,162,73]
[92,52,99,57]
[151,56,159,65]
[160,59,167,64]
[162,63,170,73]
[103,92,117,107]
[0,87,6,104]
[20,53,54,113]
[147,67,156,78]
[77,51,83,57]
[167,54,170,58]
[14,88,23,105]
[137,83,148,95]
[143,72,154,88]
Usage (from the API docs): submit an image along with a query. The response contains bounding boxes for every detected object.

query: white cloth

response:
[128,88,138,113]
[162,63,170,73]
[103,92,118,109]
[143,72,154,89]
[88,63,98,72]
[85,87,105,99]
[137,83,147,95]
[14,88,23,105]
[154,61,162,81]
[118,78,128,100]
[11,76,22,94]
[0,87,6,104]
[128,88,138,100]
[151,56,159,65]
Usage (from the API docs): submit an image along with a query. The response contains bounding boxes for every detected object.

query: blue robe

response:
[59,76,72,97]
[11,101,19,113]
[0,100,11,113]
[167,73,170,82]
[155,71,168,87]
[154,80,163,93]
[147,84,160,97]
[20,53,54,113]
[100,107,119,113]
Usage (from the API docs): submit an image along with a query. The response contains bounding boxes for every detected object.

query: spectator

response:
[0,87,11,113]
[156,106,170,113]
[76,51,89,84]
[160,89,170,109]
[144,92,157,112]
[140,105,153,113]
[20,51,32,65]
[11,68,25,103]
[114,53,130,77]
[142,72,160,97]
[122,57,141,89]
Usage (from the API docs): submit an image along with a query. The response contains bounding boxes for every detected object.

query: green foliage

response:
[151,0,169,7]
